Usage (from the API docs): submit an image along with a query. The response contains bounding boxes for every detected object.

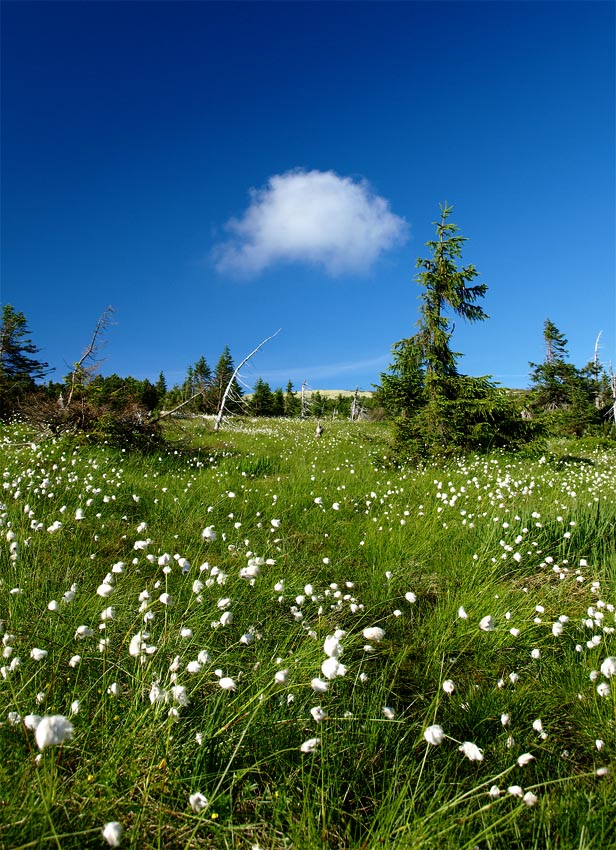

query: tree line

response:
[2,203,614,453]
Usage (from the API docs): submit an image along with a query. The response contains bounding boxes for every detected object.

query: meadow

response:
[1,417,615,849]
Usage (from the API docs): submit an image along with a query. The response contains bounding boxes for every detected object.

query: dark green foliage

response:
[211,345,243,414]
[271,386,285,416]
[284,380,300,416]
[414,203,488,388]
[394,376,539,458]
[0,304,51,417]
[380,205,535,457]
[378,336,425,416]
[250,377,275,416]
[528,319,613,438]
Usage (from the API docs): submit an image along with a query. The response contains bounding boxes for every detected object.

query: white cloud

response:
[214,169,407,276]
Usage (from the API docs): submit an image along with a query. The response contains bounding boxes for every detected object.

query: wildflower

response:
[596,682,610,697]
[457,606,468,619]
[107,682,119,697]
[479,615,495,632]
[186,661,202,674]
[300,737,320,753]
[68,655,81,667]
[405,592,417,603]
[311,677,329,693]
[171,685,189,706]
[424,724,444,746]
[202,526,217,541]
[274,669,289,684]
[75,508,85,520]
[531,648,541,660]
[382,706,395,720]
[488,785,501,798]
[362,627,385,642]
[30,648,48,661]
[189,792,209,812]
[517,752,535,766]
[501,713,510,726]
[600,657,616,678]
[102,821,123,847]
[35,715,74,750]
[523,791,538,807]
[508,785,523,798]
[271,518,281,528]
[459,741,484,761]
[24,714,42,730]
[323,634,343,658]
[97,583,114,599]
[311,706,328,723]
[219,677,236,691]
[321,657,346,680]
[47,600,60,612]
[148,682,166,705]
[442,679,455,694]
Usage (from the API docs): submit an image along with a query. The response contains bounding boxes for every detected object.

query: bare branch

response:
[214,329,282,431]
[66,306,115,407]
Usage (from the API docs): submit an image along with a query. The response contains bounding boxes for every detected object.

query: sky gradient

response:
[2,1,614,393]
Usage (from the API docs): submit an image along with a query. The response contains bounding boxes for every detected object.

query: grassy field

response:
[1,418,615,849]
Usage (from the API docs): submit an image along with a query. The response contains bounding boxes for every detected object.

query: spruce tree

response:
[0,305,50,417]
[212,346,243,415]
[414,203,488,398]
[250,378,274,416]
[380,205,534,455]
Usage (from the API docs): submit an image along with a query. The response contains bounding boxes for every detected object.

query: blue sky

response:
[2,0,614,393]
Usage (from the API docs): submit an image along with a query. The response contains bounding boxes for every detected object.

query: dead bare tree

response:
[301,381,309,419]
[214,329,281,431]
[66,306,115,407]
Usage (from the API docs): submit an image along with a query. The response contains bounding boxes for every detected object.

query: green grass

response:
[0,419,615,849]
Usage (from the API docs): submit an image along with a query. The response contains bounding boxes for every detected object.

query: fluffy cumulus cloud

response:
[214,169,407,276]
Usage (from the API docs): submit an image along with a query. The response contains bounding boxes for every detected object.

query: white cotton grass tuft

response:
[102,821,123,847]
[219,676,236,691]
[362,627,385,642]
[478,615,495,632]
[424,724,444,746]
[300,737,320,753]
[35,715,74,750]
[442,679,455,694]
[30,648,48,661]
[459,741,483,761]
[189,792,209,812]
[310,706,328,723]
